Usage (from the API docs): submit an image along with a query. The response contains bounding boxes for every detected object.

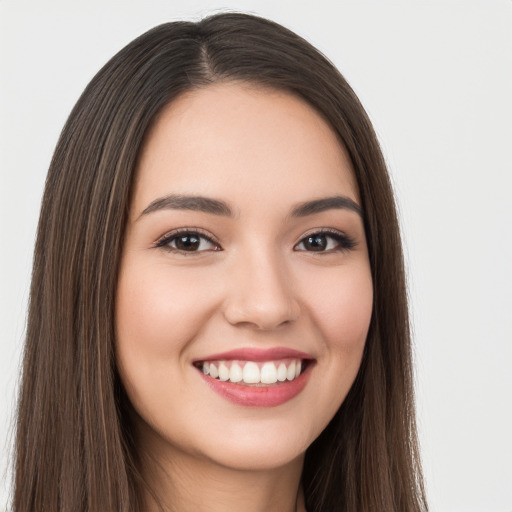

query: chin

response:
[205,429,311,472]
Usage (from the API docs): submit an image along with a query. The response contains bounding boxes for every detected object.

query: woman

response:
[14,12,428,512]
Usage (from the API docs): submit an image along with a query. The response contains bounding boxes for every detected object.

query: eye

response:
[294,230,356,253]
[155,230,221,253]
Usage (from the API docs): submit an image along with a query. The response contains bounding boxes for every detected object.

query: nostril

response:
[223,301,301,331]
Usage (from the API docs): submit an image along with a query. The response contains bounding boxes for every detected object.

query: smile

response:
[193,348,314,407]
[198,358,304,385]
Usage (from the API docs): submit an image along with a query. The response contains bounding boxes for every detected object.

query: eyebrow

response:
[290,196,362,218]
[140,194,233,218]
[138,193,362,219]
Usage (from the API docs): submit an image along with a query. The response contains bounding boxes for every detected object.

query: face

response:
[116,83,373,472]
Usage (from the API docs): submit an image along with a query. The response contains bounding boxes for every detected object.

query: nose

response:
[222,250,301,331]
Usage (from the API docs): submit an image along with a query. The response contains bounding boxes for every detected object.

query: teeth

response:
[200,359,304,385]
[243,362,260,384]
[260,362,277,384]
[218,362,229,381]
[230,362,243,382]
[277,362,287,382]
[286,361,296,381]
[295,361,301,378]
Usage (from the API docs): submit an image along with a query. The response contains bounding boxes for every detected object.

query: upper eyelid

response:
[296,227,351,241]
[153,226,354,248]
[294,228,357,251]
[154,227,221,248]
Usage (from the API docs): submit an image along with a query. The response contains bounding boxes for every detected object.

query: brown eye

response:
[156,231,220,253]
[294,231,356,253]
[303,234,328,251]
[174,234,201,251]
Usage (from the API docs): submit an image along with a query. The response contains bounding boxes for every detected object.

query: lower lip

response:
[198,364,313,407]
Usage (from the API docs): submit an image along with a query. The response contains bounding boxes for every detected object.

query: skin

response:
[116,82,373,512]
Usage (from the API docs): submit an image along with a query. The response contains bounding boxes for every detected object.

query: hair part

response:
[14,12,427,512]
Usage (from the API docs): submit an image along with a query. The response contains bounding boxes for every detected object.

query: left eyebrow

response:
[290,196,363,218]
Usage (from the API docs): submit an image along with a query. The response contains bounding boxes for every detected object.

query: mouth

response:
[193,348,315,407]
[193,358,310,386]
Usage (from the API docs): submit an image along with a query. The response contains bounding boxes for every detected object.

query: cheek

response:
[114,260,220,424]
[116,262,212,357]
[114,261,219,409]
[290,262,372,440]
[303,263,373,352]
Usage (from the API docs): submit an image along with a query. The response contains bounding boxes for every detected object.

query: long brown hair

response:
[14,12,428,512]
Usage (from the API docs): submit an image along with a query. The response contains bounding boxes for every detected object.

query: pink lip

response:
[193,347,315,407]
[194,347,314,363]
[197,364,313,407]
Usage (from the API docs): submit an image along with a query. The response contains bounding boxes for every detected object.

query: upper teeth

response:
[201,359,302,384]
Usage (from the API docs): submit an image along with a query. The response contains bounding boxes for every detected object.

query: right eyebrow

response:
[138,194,234,220]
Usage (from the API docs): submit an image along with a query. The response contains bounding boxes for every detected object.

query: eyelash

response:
[295,228,357,253]
[154,228,220,255]
[154,227,356,255]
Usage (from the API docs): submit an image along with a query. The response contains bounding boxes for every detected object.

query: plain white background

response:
[1,1,511,510]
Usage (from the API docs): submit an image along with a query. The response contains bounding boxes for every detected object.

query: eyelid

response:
[152,226,355,253]
[294,227,357,251]
[297,227,352,241]
[153,227,222,251]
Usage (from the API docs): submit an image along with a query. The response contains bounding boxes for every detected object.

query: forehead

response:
[133,82,359,216]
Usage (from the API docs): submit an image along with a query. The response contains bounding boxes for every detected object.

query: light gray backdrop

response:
[1,1,511,511]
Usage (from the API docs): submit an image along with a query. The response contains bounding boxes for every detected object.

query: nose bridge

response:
[223,242,300,330]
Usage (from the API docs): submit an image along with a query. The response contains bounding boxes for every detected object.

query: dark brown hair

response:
[14,12,428,512]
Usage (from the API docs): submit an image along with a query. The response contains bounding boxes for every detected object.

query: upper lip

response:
[193,347,314,363]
